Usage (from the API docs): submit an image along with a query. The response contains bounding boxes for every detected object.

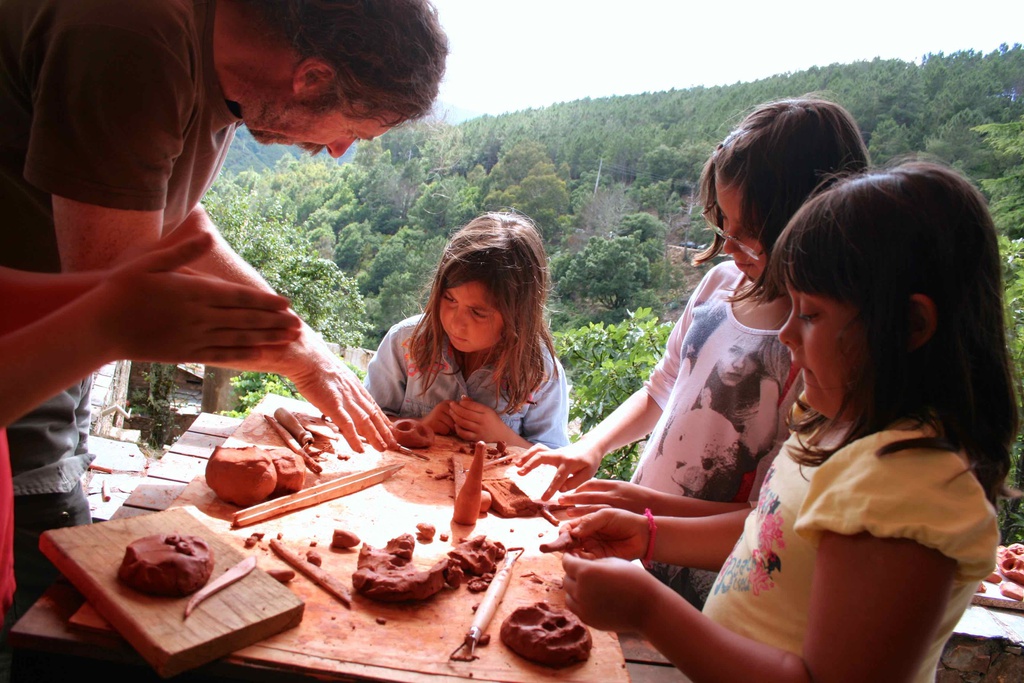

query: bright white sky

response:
[431,0,1024,117]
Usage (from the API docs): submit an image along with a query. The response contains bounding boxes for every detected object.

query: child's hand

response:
[563,508,648,560]
[562,554,657,633]
[559,479,655,516]
[448,396,518,445]
[516,440,602,501]
[98,234,302,364]
[421,401,455,435]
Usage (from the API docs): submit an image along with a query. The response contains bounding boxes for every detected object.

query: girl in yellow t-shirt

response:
[557,162,1014,683]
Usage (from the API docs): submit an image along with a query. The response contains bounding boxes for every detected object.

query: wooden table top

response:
[11,394,689,682]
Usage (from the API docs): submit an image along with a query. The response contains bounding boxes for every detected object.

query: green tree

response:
[555,309,672,480]
[555,235,653,312]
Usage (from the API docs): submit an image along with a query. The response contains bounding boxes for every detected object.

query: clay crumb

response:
[306,550,322,567]
[376,617,387,625]
[416,523,436,543]
[244,535,259,549]
[439,533,450,542]
[478,633,491,647]
[309,540,318,547]
[277,532,283,540]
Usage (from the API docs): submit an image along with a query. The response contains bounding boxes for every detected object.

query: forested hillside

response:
[211,45,1024,349]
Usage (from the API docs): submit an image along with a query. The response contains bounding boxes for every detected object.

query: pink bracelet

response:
[642,508,656,569]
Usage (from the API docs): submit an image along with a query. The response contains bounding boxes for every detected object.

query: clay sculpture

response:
[351,534,459,602]
[452,441,486,525]
[205,445,306,507]
[392,419,435,448]
[500,602,593,667]
[118,533,215,597]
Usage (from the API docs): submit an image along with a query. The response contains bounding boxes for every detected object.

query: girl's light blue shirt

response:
[364,315,570,448]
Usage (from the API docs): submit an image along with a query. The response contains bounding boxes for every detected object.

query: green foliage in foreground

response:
[556,308,672,481]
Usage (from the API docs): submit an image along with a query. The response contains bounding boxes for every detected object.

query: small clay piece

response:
[479,490,493,514]
[306,550,323,567]
[999,580,1024,601]
[986,569,1003,584]
[206,445,277,507]
[478,633,491,647]
[467,575,492,592]
[439,533,450,542]
[453,442,486,525]
[352,534,456,602]
[331,529,361,549]
[244,535,259,549]
[416,523,436,543]
[267,568,295,583]
[118,533,215,597]
[978,582,987,593]
[483,479,540,518]
[500,602,592,668]
[393,419,435,449]
[495,441,506,454]
[448,535,507,576]
[540,529,580,554]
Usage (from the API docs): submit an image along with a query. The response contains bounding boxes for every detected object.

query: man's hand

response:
[516,440,603,501]
[234,324,395,453]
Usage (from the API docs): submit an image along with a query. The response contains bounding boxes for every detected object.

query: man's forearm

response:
[170,205,275,292]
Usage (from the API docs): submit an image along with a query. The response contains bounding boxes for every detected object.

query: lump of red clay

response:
[351,534,456,602]
[206,445,306,506]
[267,568,295,583]
[415,523,436,543]
[392,419,435,448]
[500,602,592,668]
[117,533,214,597]
[306,550,323,567]
[206,446,277,507]
[448,535,506,576]
[331,529,361,549]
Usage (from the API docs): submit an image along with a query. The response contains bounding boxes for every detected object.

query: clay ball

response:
[269,449,306,496]
[205,445,277,507]
[117,533,215,597]
[392,419,435,449]
[500,602,592,667]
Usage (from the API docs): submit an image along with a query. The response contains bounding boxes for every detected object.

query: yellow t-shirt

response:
[703,426,998,682]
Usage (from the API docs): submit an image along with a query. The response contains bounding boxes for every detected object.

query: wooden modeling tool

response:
[450,547,525,661]
[231,463,403,528]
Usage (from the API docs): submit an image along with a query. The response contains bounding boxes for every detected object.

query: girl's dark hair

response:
[770,161,1017,503]
[411,213,556,413]
[696,96,869,300]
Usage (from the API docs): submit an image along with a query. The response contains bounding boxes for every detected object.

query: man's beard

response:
[246,126,325,156]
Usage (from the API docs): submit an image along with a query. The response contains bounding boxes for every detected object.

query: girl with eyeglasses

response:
[518,97,869,608]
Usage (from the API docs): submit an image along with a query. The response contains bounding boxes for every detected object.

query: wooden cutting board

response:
[39,507,304,677]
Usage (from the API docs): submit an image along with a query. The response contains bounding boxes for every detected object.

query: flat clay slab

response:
[39,507,304,677]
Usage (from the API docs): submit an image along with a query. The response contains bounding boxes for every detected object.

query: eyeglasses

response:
[702,206,762,260]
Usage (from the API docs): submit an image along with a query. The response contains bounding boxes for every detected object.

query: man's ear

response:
[292,58,334,96]
[907,293,937,351]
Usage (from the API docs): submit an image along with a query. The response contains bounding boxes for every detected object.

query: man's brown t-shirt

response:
[0,0,240,273]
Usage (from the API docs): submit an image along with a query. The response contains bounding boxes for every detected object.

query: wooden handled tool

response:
[232,463,403,528]
[273,407,313,447]
[450,547,524,661]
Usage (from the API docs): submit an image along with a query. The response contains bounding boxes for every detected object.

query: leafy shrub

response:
[556,308,671,481]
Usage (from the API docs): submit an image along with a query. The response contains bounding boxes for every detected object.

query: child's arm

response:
[564,507,748,571]
[516,387,664,500]
[558,479,752,517]
[563,525,956,682]
[0,235,300,426]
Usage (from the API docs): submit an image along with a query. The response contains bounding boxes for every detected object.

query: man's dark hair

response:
[251,0,448,124]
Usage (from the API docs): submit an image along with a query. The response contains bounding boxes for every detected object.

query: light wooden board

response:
[168,393,630,683]
[972,579,1024,612]
[39,507,305,677]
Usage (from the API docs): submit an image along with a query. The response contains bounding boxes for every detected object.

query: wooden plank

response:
[147,452,209,485]
[166,431,225,460]
[109,506,157,521]
[39,507,304,678]
[122,479,187,512]
[188,413,243,439]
